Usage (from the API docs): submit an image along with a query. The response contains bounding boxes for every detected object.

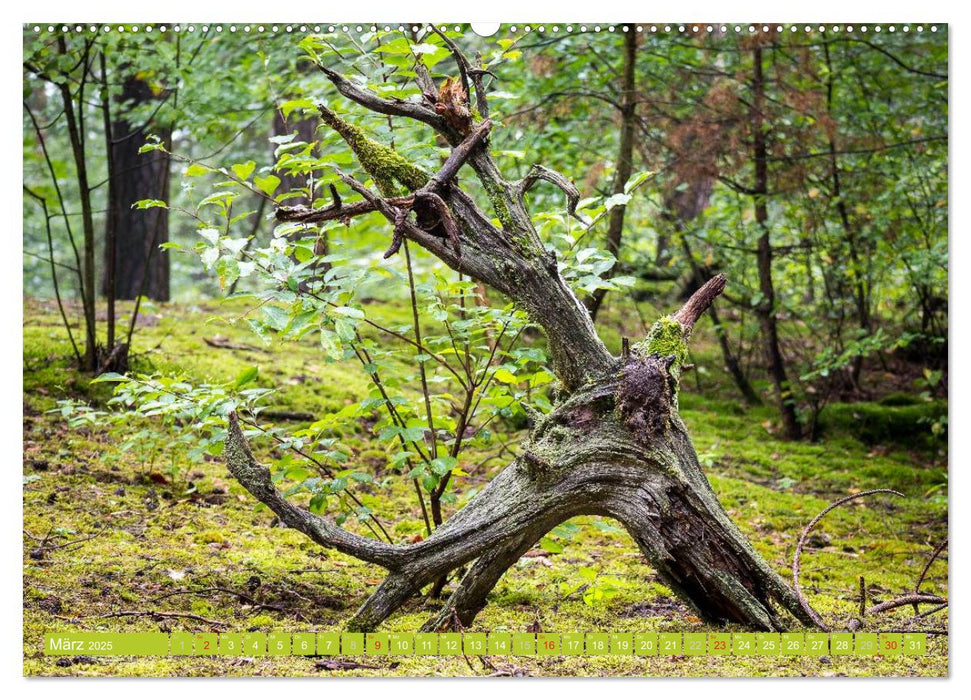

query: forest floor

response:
[22,295,948,677]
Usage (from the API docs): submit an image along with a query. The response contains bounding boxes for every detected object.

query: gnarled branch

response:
[515,164,584,221]
[317,64,453,138]
[792,488,904,632]
[225,412,404,570]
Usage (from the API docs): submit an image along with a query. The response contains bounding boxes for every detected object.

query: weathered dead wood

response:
[515,164,583,219]
[219,52,860,633]
[672,273,728,333]
[789,488,948,634]
[226,278,817,631]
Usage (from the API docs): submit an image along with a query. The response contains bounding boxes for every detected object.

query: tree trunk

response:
[823,43,870,387]
[680,236,761,405]
[586,24,638,321]
[57,37,98,372]
[103,76,172,301]
[226,278,812,632]
[751,45,801,439]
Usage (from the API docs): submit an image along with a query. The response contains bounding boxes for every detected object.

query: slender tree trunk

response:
[679,236,761,405]
[58,38,97,372]
[823,44,869,386]
[103,76,172,301]
[586,25,638,320]
[98,53,119,354]
[751,45,801,439]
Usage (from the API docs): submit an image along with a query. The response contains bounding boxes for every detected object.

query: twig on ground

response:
[792,488,904,631]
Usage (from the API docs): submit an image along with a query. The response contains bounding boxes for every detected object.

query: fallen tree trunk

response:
[227,277,813,632]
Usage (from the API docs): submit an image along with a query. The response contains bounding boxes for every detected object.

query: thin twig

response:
[792,488,904,631]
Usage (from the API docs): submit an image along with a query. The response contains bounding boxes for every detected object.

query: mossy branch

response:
[635,273,727,384]
[318,104,429,196]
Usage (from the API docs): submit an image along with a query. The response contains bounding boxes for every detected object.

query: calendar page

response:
[21,16,949,681]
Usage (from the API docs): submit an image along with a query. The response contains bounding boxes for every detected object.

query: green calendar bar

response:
[44,633,169,656]
[43,631,929,657]
[635,633,658,656]
[560,632,584,655]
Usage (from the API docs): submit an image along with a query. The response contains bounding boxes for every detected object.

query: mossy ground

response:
[22,296,948,677]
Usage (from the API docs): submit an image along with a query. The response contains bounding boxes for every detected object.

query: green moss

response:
[21,297,948,677]
[635,316,690,394]
[482,178,515,231]
[643,317,688,365]
[319,107,429,196]
[817,401,946,451]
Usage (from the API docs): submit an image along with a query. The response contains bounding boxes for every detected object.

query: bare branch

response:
[672,273,728,333]
[792,488,904,632]
[914,538,948,599]
[867,593,946,616]
[277,197,394,224]
[317,64,452,133]
[516,164,584,220]
[280,119,490,261]
[224,412,404,570]
[423,119,493,190]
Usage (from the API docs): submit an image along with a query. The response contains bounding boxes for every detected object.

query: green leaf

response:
[430,456,458,475]
[579,566,598,582]
[262,305,289,331]
[331,306,365,320]
[493,368,519,384]
[198,228,220,245]
[254,174,281,196]
[603,193,631,210]
[400,426,427,443]
[91,372,127,384]
[234,366,259,389]
[185,163,210,177]
[319,329,342,360]
[231,161,256,181]
[133,199,167,210]
[279,98,316,118]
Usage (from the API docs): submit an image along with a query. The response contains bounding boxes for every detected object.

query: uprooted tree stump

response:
[223,41,817,633]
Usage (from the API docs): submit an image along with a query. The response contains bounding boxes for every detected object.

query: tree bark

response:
[226,279,812,632]
[57,37,98,372]
[103,76,172,301]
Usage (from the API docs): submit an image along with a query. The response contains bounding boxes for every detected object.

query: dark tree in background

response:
[104,75,172,302]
